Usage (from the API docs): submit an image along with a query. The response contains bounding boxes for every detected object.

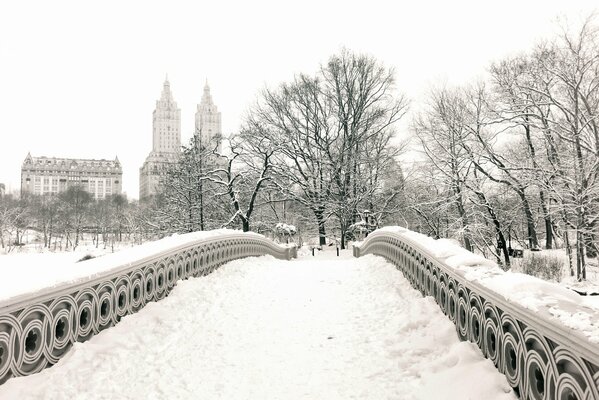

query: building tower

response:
[195,80,222,152]
[153,77,181,153]
[139,76,182,199]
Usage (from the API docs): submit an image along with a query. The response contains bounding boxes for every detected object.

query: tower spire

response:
[201,78,213,105]
[160,75,174,102]
[195,81,221,151]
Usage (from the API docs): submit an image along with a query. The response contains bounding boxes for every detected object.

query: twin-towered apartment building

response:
[138,77,222,199]
[20,78,221,200]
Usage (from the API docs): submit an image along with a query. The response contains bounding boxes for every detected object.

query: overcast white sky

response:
[0,0,596,198]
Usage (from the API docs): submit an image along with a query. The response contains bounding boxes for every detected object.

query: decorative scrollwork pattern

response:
[0,233,295,384]
[354,231,599,400]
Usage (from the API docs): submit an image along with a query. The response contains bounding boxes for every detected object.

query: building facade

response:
[139,77,181,199]
[195,81,222,152]
[21,153,122,199]
[139,77,223,200]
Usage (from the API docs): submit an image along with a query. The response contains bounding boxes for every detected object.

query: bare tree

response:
[249,50,408,248]
[413,87,475,251]
[205,129,277,232]
[58,185,92,249]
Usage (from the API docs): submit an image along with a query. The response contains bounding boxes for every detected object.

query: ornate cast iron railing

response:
[354,229,599,400]
[0,232,296,384]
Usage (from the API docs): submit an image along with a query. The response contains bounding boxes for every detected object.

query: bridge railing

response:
[354,227,599,400]
[0,231,296,384]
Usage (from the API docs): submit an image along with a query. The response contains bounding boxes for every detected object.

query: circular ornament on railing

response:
[144,266,156,302]
[74,292,96,339]
[456,286,469,341]
[47,295,77,362]
[191,251,200,276]
[16,305,52,376]
[0,314,20,381]
[500,314,525,390]
[447,286,457,323]
[49,294,77,342]
[468,294,483,347]
[553,347,598,400]
[129,272,144,310]
[482,302,502,366]
[184,255,192,279]
[155,263,167,297]
[438,281,448,315]
[431,275,439,300]
[114,279,130,317]
[97,288,115,327]
[523,329,559,400]
[165,260,176,289]
[422,271,435,296]
[175,257,184,280]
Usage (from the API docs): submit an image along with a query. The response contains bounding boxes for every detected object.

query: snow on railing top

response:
[0,230,295,384]
[375,226,599,346]
[354,226,599,399]
[0,229,287,306]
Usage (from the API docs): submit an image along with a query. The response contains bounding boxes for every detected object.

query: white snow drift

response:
[0,252,514,399]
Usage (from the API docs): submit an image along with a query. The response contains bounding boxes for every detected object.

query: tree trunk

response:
[199,181,204,231]
[454,189,473,252]
[577,229,586,281]
[539,191,553,249]
[563,222,574,276]
[517,190,539,250]
[313,207,327,246]
[188,198,193,233]
[472,188,510,268]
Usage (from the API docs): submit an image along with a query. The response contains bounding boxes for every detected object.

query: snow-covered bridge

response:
[0,229,598,399]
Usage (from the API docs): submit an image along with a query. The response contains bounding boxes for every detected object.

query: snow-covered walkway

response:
[0,252,514,399]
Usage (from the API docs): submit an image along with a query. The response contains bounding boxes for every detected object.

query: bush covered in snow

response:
[274,223,297,244]
[275,223,297,236]
[512,253,564,282]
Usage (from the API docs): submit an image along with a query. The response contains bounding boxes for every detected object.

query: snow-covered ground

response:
[0,249,514,399]
[0,229,247,302]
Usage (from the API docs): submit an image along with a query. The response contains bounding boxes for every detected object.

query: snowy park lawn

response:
[0,246,122,301]
[0,229,244,302]
[0,252,514,400]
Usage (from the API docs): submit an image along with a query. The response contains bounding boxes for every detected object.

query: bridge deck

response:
[0,251,514,399]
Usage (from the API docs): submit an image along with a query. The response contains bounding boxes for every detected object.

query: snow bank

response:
[0,229,255,303]
[370,226,599,344]
[0,254,514,399]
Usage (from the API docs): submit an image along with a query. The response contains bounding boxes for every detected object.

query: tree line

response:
[407,16,599,280]
[0,187,133,251]
[4,16,598,282]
